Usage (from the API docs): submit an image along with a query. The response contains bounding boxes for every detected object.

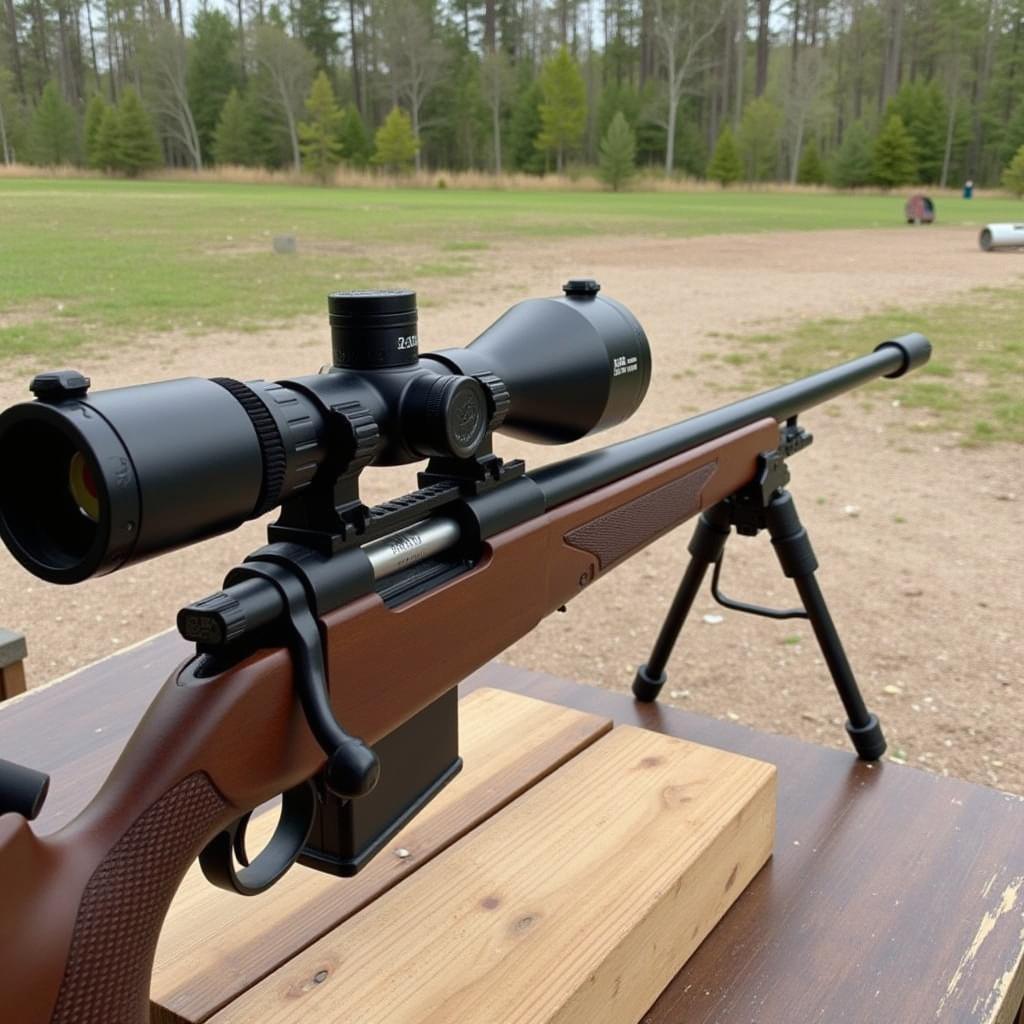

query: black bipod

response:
[632,418,886,761]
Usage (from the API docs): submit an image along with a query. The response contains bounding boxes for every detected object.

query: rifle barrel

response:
[529,334,930,509]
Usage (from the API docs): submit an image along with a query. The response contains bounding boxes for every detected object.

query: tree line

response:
[1,0,1023,189]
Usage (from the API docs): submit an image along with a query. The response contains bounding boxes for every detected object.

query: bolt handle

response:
[225,560,381,800]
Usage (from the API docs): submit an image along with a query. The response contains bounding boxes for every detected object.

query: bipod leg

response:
[764,489,886,761]
[632,501,732,702]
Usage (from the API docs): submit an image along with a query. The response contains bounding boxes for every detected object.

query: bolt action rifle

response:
[0,282,930,1023]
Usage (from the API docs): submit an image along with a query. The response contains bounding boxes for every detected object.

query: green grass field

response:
[1,177,1021,358]
[724,286,1024,445]
[1,177,1021,444]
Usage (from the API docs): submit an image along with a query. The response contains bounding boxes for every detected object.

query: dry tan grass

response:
[0,163,103,179]
[1,161,1010,198]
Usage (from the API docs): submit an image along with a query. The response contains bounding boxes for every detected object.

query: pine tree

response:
[832,120,873,188]
[672,105,709,178]
[597,82,641,146]
[1004,145,1024,198]
[508,78,545,174]
[797,139,826,185]
[213,89,253,165]
[187,10,241,164]
[30,82,78,166]
[707,126,742,185]
[1000,102,1024,168]
[83,95,108,170]
[294,0,340,70]
[599,111,637,191]
[872,115,918,188]
[437,46,489,171]
[887,81,947,183]
[116,88,162,176]
[94,106,121,172]
[535,47,586,173]
[298,70,345,183]
[338,104,372,168]
[0,69,26,165]
[372,107,418,172]
[242,89,284,168]
[737,97,781,181]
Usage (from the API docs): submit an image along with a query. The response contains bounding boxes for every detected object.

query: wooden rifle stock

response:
[0,417,777,1024]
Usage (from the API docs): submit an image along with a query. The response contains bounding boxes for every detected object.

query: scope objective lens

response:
[68,451,99,523]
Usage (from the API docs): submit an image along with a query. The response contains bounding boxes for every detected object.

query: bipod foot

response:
[846,714,886,762]
[632,663,667,703]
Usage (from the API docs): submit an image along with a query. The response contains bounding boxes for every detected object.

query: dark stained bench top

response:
[3,631,1023,1023]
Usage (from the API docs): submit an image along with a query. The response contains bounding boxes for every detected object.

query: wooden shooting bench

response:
[2,631,1023,1024]
[0,627,27,701]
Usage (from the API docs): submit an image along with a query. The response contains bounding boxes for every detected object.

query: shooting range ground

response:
[0,181,1022,798]
[1,178,1022,358]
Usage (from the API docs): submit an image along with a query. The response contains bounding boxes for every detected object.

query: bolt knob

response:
[0,758,50,820]
[325,739,381,798]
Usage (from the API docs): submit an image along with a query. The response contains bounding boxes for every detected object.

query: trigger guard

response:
[199,781,317,896]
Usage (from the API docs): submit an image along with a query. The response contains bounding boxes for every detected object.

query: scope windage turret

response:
[0,283,651,583]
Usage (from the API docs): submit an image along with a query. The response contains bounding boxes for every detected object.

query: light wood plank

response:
[209,725,776,1024]
[0,660,26,701]
[151,688,611,1023]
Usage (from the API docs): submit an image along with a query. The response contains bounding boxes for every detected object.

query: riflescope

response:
[0,281,650,584]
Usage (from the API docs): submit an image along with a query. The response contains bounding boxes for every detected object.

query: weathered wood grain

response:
[476,665,1024,1024]
[2,633,1022,1022]
[150,688,611,1023]
[206,725,776,1024]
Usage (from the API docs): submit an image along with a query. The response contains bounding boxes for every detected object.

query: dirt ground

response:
[1,226,1021,793]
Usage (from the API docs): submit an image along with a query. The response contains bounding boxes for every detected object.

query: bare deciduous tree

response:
[481,49,513,174]
[939,53,964,188]
[143,23,202,169]
[378,0,444,172]
[786,47,824,182]
[4,0,25,95]
[653,0,724,175]
[754,0,769,96]
[0,69,13,164]
[252,24,315,171]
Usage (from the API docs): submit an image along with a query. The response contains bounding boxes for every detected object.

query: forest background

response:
[1,0,1024,190]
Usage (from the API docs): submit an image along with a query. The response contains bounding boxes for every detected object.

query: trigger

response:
[232,810,254,867]
[199,781,317,896]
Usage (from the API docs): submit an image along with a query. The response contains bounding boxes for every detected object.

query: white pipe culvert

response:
[979,223,1024,251]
